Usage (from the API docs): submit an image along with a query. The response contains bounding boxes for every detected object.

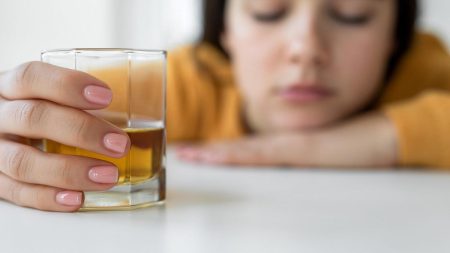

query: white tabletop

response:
[1,151,450,253]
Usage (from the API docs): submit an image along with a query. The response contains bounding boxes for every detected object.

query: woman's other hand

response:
[176,113,398,168]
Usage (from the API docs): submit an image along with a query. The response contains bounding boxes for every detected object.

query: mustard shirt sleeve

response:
[380,33,450,168]
[166,44,243,143]
[166,46,204,142]
[384,91,450,168]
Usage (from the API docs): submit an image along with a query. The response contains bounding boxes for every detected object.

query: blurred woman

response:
[172,0,450,168]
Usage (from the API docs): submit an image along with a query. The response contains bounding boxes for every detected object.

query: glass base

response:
[80,169,166,211]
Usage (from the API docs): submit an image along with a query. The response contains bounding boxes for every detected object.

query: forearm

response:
[176,111,399,168]
[278,111,398,168]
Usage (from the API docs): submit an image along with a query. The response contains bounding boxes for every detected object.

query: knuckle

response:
[49,70,75,97]
[3,145,31,181]
[9,101,48,130]
[54,70,77,87]
[11,61,40,95]
[7,181,24,206]
[70,115,91,144]
[33,189,52,211]
[59,158,76,187]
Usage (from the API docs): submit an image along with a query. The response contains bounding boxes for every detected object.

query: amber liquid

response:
[44,121,164,185]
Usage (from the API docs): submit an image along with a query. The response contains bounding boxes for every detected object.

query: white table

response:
[1,152,450,253]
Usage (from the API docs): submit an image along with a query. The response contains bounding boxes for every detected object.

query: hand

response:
[176,113,398,168]
[0,62,130,212]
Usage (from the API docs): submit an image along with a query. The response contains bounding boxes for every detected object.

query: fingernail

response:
[83,85,113,105]
[103,133,128,154]
[89,165,119,184]
[56,191,83,206]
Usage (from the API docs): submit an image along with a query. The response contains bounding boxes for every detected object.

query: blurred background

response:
[0,0,448,70]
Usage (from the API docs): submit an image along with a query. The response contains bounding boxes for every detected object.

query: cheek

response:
[330,29,392,111]
[227,23,282,103]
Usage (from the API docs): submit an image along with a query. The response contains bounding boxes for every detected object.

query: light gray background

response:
[0,0,448,70]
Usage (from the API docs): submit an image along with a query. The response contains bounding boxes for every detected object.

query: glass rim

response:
[41,48,167,56]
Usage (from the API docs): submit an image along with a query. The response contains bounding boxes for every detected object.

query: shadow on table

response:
[166,188,244,209]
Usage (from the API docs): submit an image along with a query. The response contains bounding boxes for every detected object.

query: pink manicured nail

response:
[56,191,83,206]
[103,133,128,154]
[89,166,119,184]
[83,85,113,105]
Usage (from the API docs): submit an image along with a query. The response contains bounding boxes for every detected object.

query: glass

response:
[41,48,166,211]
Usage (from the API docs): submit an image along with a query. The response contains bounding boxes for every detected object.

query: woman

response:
[173,0,450,168]
[0,0,448,212]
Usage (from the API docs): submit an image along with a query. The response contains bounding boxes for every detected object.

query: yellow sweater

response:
[167,33,450,168]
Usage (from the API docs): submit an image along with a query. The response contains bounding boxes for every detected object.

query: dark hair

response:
[200,0,419,81]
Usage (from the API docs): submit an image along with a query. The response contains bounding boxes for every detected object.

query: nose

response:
[285,8,328,68]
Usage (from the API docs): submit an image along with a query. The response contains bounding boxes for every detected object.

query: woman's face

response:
[223,0,396,133]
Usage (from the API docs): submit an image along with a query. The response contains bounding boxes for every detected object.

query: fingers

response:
[176,140,276,166]
[0,62,125,212]
[0,172,82,212]
[0,99,130,158]
[0,61,112,110]
[0,140,118,191]
[177,147,252,165]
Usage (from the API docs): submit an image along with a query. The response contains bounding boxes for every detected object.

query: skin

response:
[224,0,396,132]
[0,0,398,211]
[0,63,130,211]
[177,0,398,166]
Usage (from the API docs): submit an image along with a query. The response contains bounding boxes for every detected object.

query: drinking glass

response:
[41,48,166,211]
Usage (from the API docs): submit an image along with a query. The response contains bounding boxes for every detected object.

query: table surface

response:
[1,151,450,253]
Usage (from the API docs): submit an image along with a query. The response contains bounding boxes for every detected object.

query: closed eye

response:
[328,9,372,25]
[253,8,288,23]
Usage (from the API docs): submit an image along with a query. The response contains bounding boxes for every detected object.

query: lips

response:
[276,84,332,103]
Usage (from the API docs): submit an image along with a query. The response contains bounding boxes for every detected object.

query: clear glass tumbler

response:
[41,49,166,211]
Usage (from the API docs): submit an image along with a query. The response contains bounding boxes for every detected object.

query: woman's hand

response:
[0,62,130,212]
[176,112,398,168]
